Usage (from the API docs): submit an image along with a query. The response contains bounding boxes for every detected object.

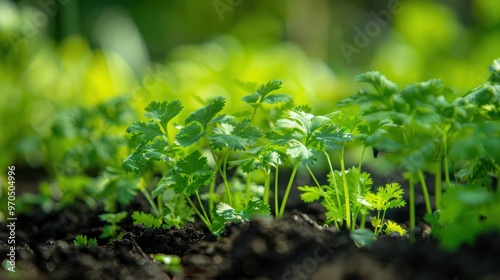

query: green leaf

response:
[489,58,500,83]
[127,121,164,145]
[384,220,407,236]
[357,120,390,146]
[285,140,314,160]
[176,150,209,174]
[230,147,284,173]
[350,229,377,248]
[160,151,213,196]
[144,100,183,127]
[256,80,283,98]
[185,96,226,129]
[122,148,150,175]
[121,140,171,175]
[176,122,205,146]
[99,211,127,224]
[87,238,97,247]
[262,94,292,104]
[209,119,263,151]
[152,175,175,199]
[313,125,352,151]
[210,198,271,235]
[74,235,88,247]
[355,71,398,98]
[132,211,162,228]
[242,93,261,105]
[298,186,324,203]
[365,183,406,211]
[97,167,139,211]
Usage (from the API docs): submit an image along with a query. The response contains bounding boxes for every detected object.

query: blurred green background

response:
[0,0,499,210]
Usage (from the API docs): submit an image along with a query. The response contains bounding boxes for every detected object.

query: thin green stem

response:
[278,158,301,218]
[185,195,211,227]
[250,108,258,123]
[358,146,367,171]
[274,166,280,217]
[378,210,388,235]
[306,165,321,188]
[140,188,160,217]
[409,176,415,243]
[444,154,451,188]
[157,194,163,215]
[208,174,216,219]
[324,151,343,227]
[263,167,271,204]
[435,158,442,210]
[418,170,432,214]
[246,173,252,205]
[340,147,351,230]
[307,162,340,229]
[359,212,367,229]
[195,191,210,224]
[436,124,451,201]
[205,138,233,206]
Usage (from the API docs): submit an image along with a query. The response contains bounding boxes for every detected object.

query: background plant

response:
[339,59,500,244]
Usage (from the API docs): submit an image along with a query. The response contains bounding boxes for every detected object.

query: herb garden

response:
[1,1,500,279]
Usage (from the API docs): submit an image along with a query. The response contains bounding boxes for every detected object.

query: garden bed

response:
[2,200,500,280]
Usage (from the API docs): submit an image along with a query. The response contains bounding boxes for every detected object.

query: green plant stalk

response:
[140,186,160,217]
[306,165,321,188]
[373,210,381,234]
[444,155,451,188]
[324,151,343,227]
[418,171,432,214]
[263,167,271,204]
[274,166,280,217]
[409,176,415,243]
[185,195,211,227]
[250,107,258,123]
[157,194,163,215]
[359,212,366,229]
[246,173,252,206]
[376,209,389,235]
[307,163,340,229]
[195,191,210,224]
[435,158,442,210]
[205,138,233,206]
[208,177,216,219]
[340,146,352,230]
[278,158,301,218]
[358,146,367,171]
[436,124,451,207]
[357,147,370,230]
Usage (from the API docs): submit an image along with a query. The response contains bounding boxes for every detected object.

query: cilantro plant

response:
[365,183,407,235]
[74,235,98,248]
[17,97,139,215]
[99,211,127,241]
[339,58,500,244]
[122,81,292,233]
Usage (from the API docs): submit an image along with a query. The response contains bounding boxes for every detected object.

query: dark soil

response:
[2,200,500,280]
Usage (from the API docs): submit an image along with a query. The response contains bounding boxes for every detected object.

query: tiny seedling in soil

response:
[73,235,97,248]
[99,211,127,241]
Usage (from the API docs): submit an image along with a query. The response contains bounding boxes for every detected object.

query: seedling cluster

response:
[51,59,500,249]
